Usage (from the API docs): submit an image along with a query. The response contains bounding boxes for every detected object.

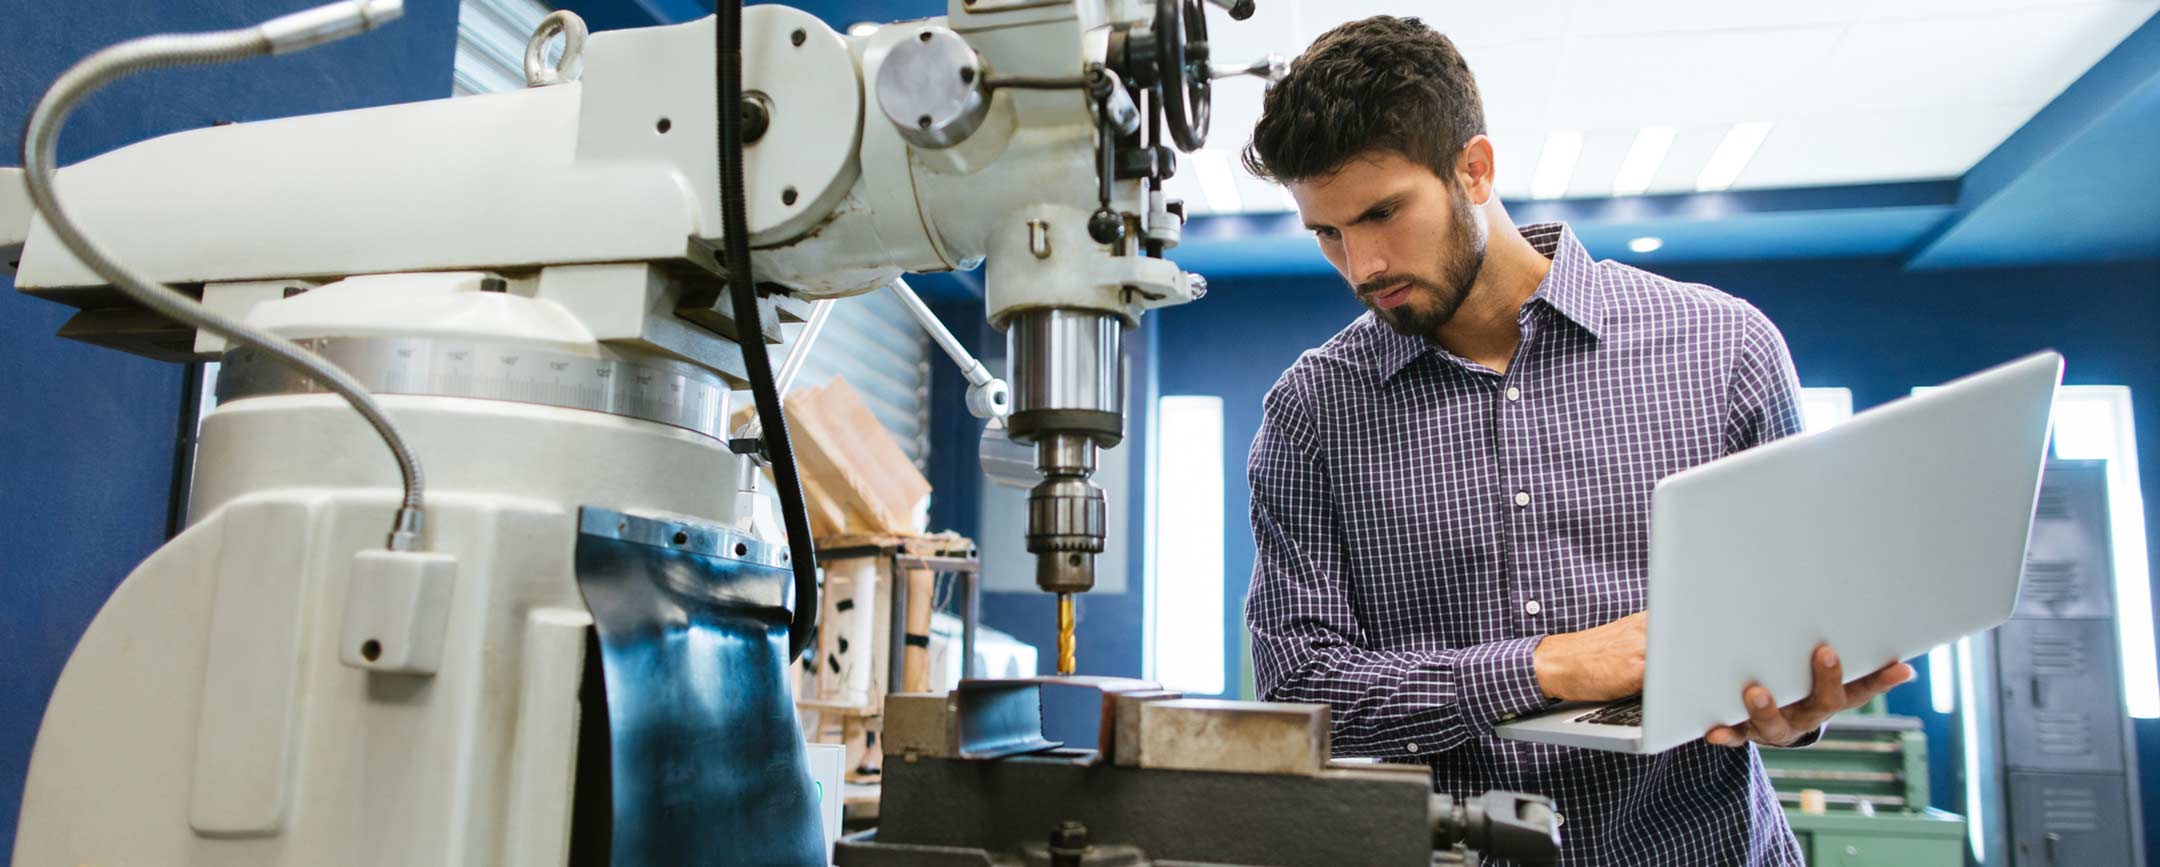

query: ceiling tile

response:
[1546,27,1844,128]
[1737,102,2044,188]
[1570,0,1869,36]
[1802,3,2159,113]
[1859,0,2159,21]
[1298,0,1585,49]
[1463,40,1567,131]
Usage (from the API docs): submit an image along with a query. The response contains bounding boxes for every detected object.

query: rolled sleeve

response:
[1458,635,1553,727]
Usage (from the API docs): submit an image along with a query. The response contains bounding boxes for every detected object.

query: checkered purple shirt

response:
[1245,223,1806,866]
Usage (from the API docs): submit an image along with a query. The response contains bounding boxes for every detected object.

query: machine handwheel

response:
[1155,0,1211,152]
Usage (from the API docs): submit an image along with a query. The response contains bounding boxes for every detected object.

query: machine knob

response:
[877,26,991,149]
[1087,209,1126,244]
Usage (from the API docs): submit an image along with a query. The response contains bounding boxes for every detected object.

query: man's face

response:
[1288,149,1488,337]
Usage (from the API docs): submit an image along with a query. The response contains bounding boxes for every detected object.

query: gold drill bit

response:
[1056,592,1076,675]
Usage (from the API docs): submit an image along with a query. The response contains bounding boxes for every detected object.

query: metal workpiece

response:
[1130,699,1332,776]
[216,336,740,441]
[877,26,992,149]
[1005,308,1125,446]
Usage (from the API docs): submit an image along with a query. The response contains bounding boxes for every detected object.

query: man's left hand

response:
[1705,645,1917,748]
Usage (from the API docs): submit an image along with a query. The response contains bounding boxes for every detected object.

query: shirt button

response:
[1524,600,1543,616]
[1505,385,1522,402]
[1514,491,1531,507]
[1406,742,1420,754]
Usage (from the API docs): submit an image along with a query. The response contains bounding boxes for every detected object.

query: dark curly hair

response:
[1242,16,1486,184]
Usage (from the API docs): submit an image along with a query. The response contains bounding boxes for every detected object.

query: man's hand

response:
[1533,612,1646,702]
[1706,645,1916,748]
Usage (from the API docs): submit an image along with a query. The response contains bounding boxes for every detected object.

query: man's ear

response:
[1457,136,1496,206]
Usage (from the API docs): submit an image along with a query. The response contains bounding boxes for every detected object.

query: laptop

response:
[1493,351,2063,754]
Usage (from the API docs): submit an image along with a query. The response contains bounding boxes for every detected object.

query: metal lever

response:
[1202,0,1256,20]
[887,278,1011,420]
[1433,791,1562,866]
[1213,53,1288,83]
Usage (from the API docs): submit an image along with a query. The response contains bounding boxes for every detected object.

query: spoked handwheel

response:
[1155,0,1211,152]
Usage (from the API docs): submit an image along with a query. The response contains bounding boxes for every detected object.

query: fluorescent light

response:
[1627,236,1663,254]
[1193,150,1243,214]
[1612,126,1675,196]
[1957,637,1986,862]
[1928,643,1956,713]
[1695,122,1772,192]
[1530,131,1583,200]
[1151,396,1226,695]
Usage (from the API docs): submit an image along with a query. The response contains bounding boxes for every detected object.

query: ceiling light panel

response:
[1696,122,1773,192]
[1562,129,1635,199]
[1612,126,1676,196]
[1531,131,1584,200]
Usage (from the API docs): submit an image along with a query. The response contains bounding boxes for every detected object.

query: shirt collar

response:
[1520,222,1606,342]
[1371,221,1604,384]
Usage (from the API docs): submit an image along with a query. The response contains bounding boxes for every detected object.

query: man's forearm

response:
[1258,634,1553,758]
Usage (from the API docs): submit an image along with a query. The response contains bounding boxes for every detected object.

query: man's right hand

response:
[1532,612,1647,702]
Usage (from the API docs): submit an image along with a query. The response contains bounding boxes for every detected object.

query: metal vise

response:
[840,678,1561,867]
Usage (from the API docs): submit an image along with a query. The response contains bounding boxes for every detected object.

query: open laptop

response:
[1493,351,2063,755]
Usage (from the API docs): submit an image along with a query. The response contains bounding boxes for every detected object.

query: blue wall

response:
[0,0,457,854]
[1152,247,2160,862]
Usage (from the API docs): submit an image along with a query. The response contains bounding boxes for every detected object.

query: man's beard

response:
[1356,183,1487,338]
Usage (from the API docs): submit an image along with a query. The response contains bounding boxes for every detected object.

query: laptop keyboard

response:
[1574,697,1644,727]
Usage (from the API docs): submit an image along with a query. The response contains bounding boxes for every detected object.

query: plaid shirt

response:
[1245,223,1806,866]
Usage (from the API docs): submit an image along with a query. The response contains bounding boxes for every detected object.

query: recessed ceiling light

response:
[1530,131,1583,200]
[846,21,878,36]
[1695,122,1773,192]
[1612,127,1675,197]
[1628,236,1664,254]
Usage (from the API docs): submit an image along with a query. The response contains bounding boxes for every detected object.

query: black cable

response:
[716,0,818,662]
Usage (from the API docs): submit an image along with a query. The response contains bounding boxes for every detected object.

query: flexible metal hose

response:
[716,0,820,662]
[20,2,427,550]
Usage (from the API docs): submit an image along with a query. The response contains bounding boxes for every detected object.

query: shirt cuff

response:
[1458,636,1553,730]
[1771,723,1827,749]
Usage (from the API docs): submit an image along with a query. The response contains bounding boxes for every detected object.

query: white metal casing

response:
[13,274,750,865]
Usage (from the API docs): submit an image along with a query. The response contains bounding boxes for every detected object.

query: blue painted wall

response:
[0,0,457,854]
[1154,250,2160,862]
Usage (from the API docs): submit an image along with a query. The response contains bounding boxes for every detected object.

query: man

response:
[1239,16,1916,866]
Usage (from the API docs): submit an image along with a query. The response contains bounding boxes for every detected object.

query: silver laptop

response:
[1493,351,2062,754]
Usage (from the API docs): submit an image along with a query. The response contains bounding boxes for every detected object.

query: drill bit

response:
[1056,592,1076,675]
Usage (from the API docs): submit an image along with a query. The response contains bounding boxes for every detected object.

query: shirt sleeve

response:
[1243,367,1554,759]
[1723,304,1827,749]
[1724,303,1805,454]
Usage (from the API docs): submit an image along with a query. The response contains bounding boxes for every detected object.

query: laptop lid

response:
[1636,351,2063,754]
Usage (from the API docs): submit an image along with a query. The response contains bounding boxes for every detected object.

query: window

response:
[2050,386,2155,717]
[1147,396,1226,695]
[1798,387,1853,434]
